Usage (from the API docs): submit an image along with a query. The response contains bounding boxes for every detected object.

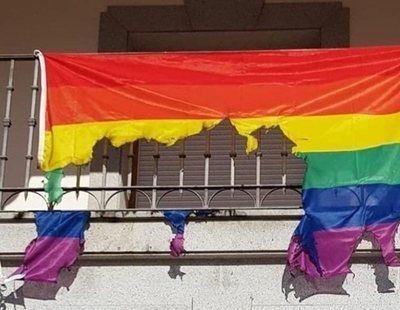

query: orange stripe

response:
[46,75,400,126]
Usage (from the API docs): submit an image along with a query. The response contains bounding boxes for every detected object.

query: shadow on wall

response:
[281,261,396,302]
[168,264,186,280]
[3,266,79,308]
[281,266,349,302]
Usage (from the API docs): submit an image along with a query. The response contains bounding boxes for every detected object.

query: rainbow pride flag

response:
[36,46,400,277]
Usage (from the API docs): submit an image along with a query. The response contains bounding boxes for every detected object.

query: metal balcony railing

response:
[0,54,304,212]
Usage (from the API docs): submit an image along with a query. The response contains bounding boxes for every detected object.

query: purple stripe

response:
[170,234,185,257]
[288,222,400,277]
[14,237,83,283]
[366,222,400,266]
[288,235,321,278]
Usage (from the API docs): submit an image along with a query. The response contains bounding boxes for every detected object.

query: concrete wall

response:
[3,216,400,309]
[1,1,400,309]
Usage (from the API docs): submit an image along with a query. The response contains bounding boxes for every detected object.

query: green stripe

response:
[298,143,400,189]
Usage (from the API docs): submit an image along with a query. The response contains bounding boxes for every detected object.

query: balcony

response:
[0,54,305,214]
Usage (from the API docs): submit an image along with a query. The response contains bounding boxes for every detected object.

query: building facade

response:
[1,1,400,309]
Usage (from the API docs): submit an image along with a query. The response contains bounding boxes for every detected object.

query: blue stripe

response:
[35,211,90,239]
[294,184,400,274]
[301,183,400,231]
[164,210,192,234]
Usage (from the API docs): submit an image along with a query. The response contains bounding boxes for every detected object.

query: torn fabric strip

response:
[11,211,90,283]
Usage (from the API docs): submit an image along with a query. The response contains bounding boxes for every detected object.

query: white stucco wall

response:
[2,217,400,309]
[1,1,400,309]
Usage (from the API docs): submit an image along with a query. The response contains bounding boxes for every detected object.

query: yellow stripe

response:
[231,112,400,154]
[41,112,400,171]
[40,119,221,171]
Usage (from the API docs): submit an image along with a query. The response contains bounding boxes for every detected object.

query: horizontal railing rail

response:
[0,184,302,210]
[0,54,36,61]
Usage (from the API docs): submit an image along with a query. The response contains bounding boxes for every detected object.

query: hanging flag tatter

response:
[35,46,400,278]
[9,211,90,283]
[164,210,192,257]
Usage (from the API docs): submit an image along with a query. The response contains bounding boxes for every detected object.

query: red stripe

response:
[44,46,400,88]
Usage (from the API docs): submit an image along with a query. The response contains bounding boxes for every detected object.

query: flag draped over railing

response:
[36,46,400,277]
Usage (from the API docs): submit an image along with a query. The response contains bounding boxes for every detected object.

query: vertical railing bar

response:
[118,147,124,209]
[127,142,134,205]
[152,142,159,209]
[100,140,109,209]
[24,59,40,199]
[230,126,237,198]
[127,142,139,208]
[204,131,211,208]
[75,165,82,198]
[0,59,16,206]
[281,135,288,195]
[178,139,186,196]
[255,129,262,207]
